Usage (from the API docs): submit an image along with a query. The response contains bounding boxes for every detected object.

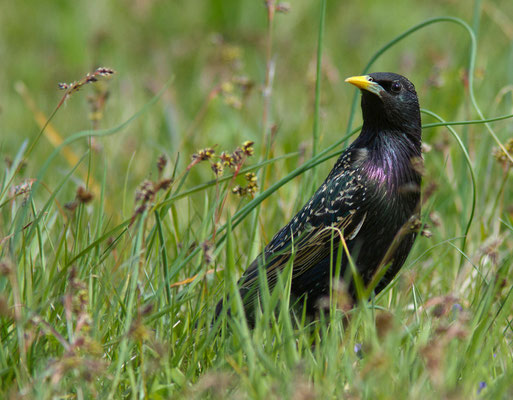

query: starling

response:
[216,72,422,324]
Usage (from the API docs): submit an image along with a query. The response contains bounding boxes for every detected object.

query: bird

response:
[215,72,422,326]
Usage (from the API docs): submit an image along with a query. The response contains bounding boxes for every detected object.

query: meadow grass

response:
[1,1,513,398]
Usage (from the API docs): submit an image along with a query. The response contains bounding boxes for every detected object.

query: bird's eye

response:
[391,81,401,93]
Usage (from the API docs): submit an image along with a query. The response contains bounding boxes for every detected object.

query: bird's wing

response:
[239,167,367,301]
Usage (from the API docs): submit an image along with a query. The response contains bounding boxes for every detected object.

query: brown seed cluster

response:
[133,178,172,219]
[189,141,255,182]
[65,186,95,213]
[210,162,224,177]
[131,157,174,223]
[406,214,432,238]
[58,67,115,104]
[157,154,168,177]
[492,138,513,168]
[192,147,216,163]
[241,140,254,156]
[11,178,36,202]
[58,67,115,90]
[201,240,214,265]
[232,172,259,197]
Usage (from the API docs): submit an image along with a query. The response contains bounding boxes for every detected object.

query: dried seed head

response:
[192,147,215,162]
[201,240,214,265]
[64,201,78,213]
[220,152,235,168]
[231,148,244,165]
[408,215,422,233]
[410,156,425,175]
[246,184,258,195]
[239,172,259,196]
[94,67,115,77]
[245,172,257,182]
[429,211,442,228]
[135,180,155,202]
[157,154,168,174]
[76,186,94,204]
[58,67,115,99]
[478,237,503,266]
[12,179,35,198]
[421,229,432,238]
[232,185,247,197]
[155,178,173,192]
[242,141,255,156]
[223,94,242,109]
[492,138,513,168]
[211,161,224,177]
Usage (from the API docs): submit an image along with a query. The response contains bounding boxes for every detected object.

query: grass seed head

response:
[211,161,224,177]
[76,186,94,204]
[220,152,235,167]
[157,154,168,176]
[192,147,216,162]
[242,140,255,156]
[492,138,513,168]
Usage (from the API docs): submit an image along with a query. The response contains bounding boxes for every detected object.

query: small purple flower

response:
[452,303,463,312]
[477,381,486,394]
[354,343,363,359]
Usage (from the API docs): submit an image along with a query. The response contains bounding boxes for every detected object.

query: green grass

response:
[1,0,513,398]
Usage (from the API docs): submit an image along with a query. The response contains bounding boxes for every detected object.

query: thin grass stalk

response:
[421,109,477,267]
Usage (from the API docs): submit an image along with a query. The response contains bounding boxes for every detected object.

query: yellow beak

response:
[345,75,383,97]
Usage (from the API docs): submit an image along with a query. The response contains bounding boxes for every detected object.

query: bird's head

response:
[345,72,421,137]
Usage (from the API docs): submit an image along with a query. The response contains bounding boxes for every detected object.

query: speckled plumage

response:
[216,72,422,324]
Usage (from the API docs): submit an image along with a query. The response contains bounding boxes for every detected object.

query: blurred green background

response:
[1,0,512,197]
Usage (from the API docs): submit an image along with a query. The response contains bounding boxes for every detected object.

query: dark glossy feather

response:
[215,72,422,325]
